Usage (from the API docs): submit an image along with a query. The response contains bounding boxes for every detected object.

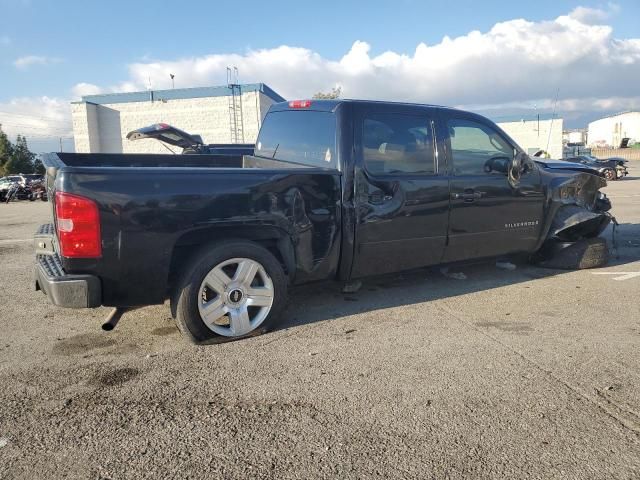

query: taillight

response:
[288,99,312,109]
[54,192,102,258]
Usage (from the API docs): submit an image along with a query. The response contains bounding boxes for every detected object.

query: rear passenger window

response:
[448,119,513,175]
[362,114,435,175]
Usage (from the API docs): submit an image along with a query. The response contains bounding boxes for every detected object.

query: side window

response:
[448,119,513,176]
[362,113,435,175]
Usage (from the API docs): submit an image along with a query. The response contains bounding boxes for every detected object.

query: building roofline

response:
[589,110,640,123]
[73,83,285,105]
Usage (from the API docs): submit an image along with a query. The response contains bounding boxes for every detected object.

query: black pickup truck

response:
[35,99,612,343]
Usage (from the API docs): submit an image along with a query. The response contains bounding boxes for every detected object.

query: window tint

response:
[448,119,513,175]
[362,113,435,175]
[255,110,336,168]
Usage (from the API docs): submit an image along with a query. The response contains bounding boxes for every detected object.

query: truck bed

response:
[41,152,343,307]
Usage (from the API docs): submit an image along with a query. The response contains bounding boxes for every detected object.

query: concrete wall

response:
[497,118,564,159]
[72,90,277,154]
[588,112,640,148]
[71,103,101,153]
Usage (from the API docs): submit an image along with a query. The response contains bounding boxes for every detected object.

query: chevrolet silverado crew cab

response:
[35,99,613,343]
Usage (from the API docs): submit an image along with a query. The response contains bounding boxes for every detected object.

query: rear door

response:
[442,113,544,262]
[351,104,449,278]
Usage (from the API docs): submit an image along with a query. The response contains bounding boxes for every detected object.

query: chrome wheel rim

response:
[605,169,615,180]
[197,258,274,337]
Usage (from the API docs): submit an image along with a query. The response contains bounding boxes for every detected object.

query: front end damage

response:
[535,172,614,260]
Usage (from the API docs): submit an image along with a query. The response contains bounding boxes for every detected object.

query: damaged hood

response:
[534,158,604,175]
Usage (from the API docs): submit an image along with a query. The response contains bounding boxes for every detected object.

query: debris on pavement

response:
[496,260,517,271]
[440,267,467,280]
[341,280,362,293]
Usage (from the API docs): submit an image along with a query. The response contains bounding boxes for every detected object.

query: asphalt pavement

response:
[0,176,639,479]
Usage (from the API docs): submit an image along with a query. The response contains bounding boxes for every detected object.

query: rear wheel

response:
[603,168,616,181]
[172,241,287,343]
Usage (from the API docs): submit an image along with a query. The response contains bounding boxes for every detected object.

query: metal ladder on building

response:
[227,67,244,144]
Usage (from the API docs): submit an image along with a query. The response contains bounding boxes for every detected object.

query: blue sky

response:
[1,0,639,151]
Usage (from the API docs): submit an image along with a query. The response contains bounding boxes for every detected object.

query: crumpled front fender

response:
[541,172,612,243]
[548,204,611,241]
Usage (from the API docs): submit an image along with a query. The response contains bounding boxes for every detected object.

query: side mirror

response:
[509,151,525,185]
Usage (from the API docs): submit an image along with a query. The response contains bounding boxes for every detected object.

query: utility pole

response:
[170,73,175,89]
[59,137,63,152]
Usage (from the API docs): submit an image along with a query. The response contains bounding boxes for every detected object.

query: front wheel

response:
[534,237,609,270]
[603,168,616,181]
[172,240,288,343]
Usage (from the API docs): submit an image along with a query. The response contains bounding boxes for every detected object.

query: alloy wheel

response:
[197,258,274,337]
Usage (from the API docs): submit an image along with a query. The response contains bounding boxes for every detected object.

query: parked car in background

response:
[1,174,47,202]
[564,155,628,180]
[0,176,25,201]
[126,123,254,156]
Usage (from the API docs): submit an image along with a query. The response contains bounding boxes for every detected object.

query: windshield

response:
[255,110,337,169]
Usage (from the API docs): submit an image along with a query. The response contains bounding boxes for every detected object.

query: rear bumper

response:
[34,224,101,308]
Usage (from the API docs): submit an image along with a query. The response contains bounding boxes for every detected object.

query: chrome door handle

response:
[451,191,484,202]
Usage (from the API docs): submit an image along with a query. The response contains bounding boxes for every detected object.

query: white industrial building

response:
[71,86,565,159]
[496,117,564,159]
[71,83,285,153]
[587,111,640,148]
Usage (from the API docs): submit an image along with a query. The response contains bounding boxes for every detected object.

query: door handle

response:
[451,191,484,202]
[368,192,393,204]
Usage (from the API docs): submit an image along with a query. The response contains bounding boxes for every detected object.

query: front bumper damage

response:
[538,173,614,256]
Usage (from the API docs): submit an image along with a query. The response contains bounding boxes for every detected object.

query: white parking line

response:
[591,271,640,281]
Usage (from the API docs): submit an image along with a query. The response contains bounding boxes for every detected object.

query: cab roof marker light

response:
[288,100,312,109]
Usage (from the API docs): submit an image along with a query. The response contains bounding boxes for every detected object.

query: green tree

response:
[33,157,45,174]
[312,86,342,99]
[0,124,13,176]
[4,135,36,174]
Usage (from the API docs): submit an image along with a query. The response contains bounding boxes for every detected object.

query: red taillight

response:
[55,192,102,258]
[288,99,312,109]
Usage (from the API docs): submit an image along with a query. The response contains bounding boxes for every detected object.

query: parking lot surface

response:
[0,177,639,479]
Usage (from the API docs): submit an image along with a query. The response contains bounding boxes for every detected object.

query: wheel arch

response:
[167,225,296,292]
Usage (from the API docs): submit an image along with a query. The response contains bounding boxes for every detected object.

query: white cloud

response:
[71,82,103,100]
[14,55,62,69]
[568,6,610,24]
[0,97,72,148]
[114,10,639,116]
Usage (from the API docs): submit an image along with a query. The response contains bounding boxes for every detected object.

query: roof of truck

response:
[269,98,467,112]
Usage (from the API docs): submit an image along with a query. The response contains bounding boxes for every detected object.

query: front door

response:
[442,115,544,262]
[351,105,450,278]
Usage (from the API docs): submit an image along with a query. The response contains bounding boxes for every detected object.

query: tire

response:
[537,237,609,270]
[172,240,288,344]
[603,168,616,181]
